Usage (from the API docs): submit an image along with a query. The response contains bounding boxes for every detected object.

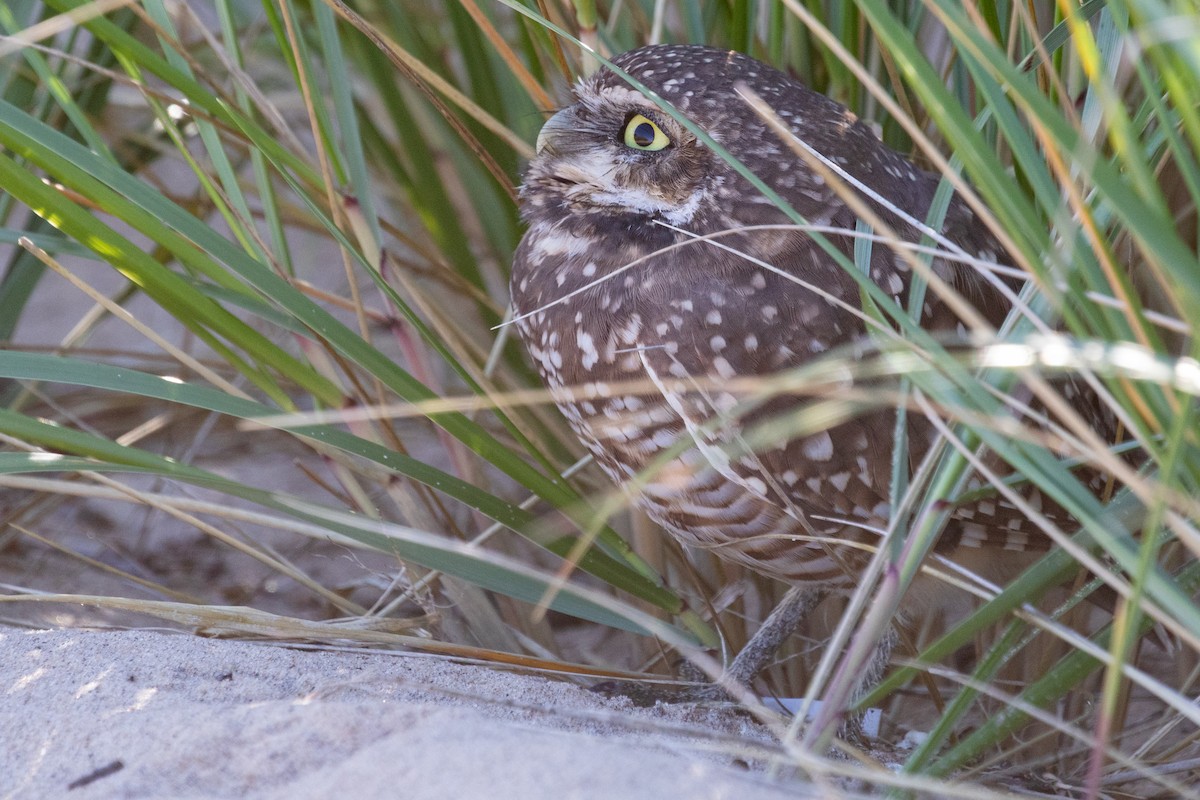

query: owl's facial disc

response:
[525,89,712,226]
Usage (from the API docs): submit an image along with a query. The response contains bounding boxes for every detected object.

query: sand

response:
[0,628,831,800]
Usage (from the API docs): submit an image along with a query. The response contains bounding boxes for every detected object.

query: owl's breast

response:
[511,222,902,585]
[513,223,816,468]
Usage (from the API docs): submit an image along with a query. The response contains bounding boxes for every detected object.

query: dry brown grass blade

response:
[0,594,669,681]
[321,0,534,167]
[0,0,133,59]
[10,524,203,604]
[457,0,555,111]
[20,238,248,398]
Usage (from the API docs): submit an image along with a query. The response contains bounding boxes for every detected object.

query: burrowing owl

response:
[510,45,1090,664]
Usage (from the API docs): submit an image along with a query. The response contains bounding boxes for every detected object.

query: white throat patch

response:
[589,184,707,225]
[557,148,705,224]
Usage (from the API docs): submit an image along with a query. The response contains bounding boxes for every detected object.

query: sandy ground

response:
[0,628,836,800]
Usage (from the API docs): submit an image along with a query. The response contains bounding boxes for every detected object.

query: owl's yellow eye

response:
[622,114,670,151]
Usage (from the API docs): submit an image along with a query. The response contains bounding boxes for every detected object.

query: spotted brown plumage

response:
[511,45,1099,623]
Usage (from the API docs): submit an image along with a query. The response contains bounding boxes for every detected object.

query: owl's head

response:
[521,45,830,230]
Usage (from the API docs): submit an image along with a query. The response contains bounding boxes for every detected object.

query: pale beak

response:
[535,107,574,156]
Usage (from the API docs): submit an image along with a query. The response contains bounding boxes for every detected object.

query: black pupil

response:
[632,122,656,147]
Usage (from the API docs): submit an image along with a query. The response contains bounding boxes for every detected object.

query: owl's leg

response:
[592,586,822,705]
[670,585,824,701]
[857,623,898,697]
[597,587,897,743]
[698,591,896,746]
[828,623,897,745]
[720,585,825,690]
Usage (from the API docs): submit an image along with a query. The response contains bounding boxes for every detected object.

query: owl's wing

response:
[682,182,1104,558]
